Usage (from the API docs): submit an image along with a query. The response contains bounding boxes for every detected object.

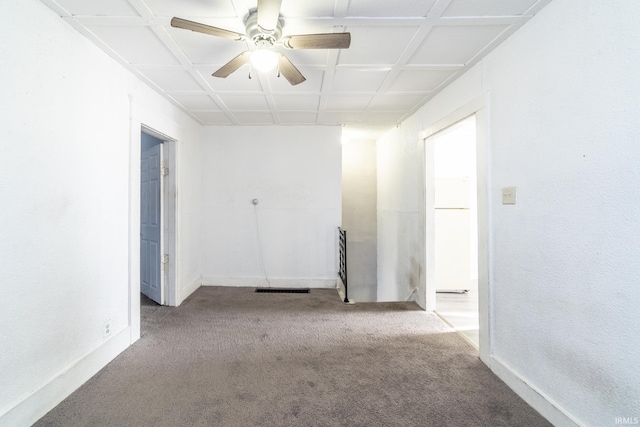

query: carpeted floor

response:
[34,287,551,427]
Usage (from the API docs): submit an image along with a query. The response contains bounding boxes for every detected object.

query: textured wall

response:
[0,1,202,424]
[342,138,377,302]
[483,1,640,424]
[377,122,425,303]
[376,0,640,424]
[200,126,341,287]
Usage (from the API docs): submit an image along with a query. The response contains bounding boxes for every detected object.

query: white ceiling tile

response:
[169,27,249,64]
[143,0,239,18]
[40,0,551,129]
[442,0,540,17]
[170,94,220,110]
[369,94,425,112]
[268,69,325,93]
[193,111,234,124]
[88,26,178,65]
[347,0,437,17]
[277,112,319,123]
[274,47,328,67]
[53,0,139,16]
[280,2,336,18]
[197,66,264,91]
[409,25,509,65]
[339,27,419,65]
[274,95,320,110]
[387,70,456,92]
[325,95,373,110]
[331,70,388,92]
[139,68,202,92]
[218,94,270,110]
[321,112,364,124]
[361,111,406,123]
[234,112,275,124]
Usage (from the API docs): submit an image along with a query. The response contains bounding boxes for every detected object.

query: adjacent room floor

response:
[436,289,479,347]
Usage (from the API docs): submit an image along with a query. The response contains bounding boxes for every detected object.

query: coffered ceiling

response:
[40,0,551,135]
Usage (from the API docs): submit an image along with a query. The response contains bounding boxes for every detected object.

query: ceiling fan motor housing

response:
[245,10,283,44]
[253,34,276,49]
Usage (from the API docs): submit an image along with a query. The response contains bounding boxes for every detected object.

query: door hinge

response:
[161,161,169,177]
[162,254,169,271]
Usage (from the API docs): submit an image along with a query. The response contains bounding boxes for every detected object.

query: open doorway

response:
[128,100,179,343]
[428,115,479,347]
[140,131,164,305]
[138,127,176,308]
[139,129,177,336]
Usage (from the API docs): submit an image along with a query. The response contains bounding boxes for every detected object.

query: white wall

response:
[377,121,425,302]
[342,138,377,302]
[376,0,640,425]
[0,1,202,425]
[200,126,341,288]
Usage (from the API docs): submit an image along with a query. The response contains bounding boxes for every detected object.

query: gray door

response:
[140,132,163,304]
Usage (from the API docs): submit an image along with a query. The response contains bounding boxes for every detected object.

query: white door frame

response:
[419,94,492,363]
[140,128,177,304]
[140,134,165,304]
[128,97,178,344]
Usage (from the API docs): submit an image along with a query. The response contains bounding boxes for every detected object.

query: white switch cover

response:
[502,187,516,205]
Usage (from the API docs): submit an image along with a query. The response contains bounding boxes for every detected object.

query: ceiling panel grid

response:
[41,0,552,131]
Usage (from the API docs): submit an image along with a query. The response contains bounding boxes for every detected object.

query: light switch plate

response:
[502,187,516,205]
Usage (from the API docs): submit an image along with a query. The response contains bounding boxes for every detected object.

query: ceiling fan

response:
[170,0,351,85]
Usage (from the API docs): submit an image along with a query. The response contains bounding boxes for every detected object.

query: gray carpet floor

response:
[34,287,551,426]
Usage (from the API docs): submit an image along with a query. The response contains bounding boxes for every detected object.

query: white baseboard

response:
[0,328,131,427]
[488,355,583,427]
[202,276,337,289]
[178,275,202,306]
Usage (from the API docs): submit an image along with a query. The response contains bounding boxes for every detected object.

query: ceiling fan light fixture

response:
[172,2,350,85]
[251,49,278,72]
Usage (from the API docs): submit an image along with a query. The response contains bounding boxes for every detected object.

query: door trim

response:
[128,97,178,344]
[419,93,492,363]
[140,126,177,306]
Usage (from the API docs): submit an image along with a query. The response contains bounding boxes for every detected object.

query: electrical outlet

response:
[103,319,112,338]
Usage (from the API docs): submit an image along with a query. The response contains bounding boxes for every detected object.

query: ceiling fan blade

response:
[257,0,282,33]
[213,51,251,78]
[278,54,306,86]
[171,17,245,41]
[282,33,351,50]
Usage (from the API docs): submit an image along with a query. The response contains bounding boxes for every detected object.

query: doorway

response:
[140,131,164,304]
[128,101,179,343]
[429,116,479,347]
[421,95,490,362]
